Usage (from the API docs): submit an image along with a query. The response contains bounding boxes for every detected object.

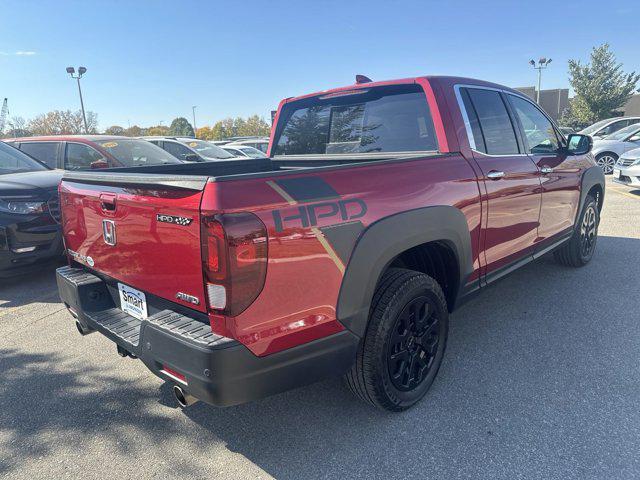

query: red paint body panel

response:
[59,75,592,358]
[203,153,482,356]
[60,182,208,313]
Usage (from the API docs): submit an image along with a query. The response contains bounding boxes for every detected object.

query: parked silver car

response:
[580,116,640,139]
[613,147,640,189]
[228,137,270,154]
[222,144,267,158]
[591,124,640,174]
[141,137,237,162]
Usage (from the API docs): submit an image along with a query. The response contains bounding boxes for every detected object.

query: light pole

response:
[529,58,552,104]
[192,106,197,137]
[66,66,88,133]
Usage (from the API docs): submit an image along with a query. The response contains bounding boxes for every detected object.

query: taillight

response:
[201,212,268,316]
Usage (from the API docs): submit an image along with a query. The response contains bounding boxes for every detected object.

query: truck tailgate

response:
[60,172,209,313]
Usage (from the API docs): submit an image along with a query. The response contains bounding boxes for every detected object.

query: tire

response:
[345,268,449,412]
[554,194,599,267]
[595,152,618,175]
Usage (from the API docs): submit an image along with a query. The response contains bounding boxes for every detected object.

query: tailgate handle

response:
[99,193,117,211]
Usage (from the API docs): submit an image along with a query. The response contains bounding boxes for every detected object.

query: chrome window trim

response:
[453,84,529,158]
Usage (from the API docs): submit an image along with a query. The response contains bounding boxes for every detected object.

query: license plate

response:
[118,283,148,320]
[613,169,621,179]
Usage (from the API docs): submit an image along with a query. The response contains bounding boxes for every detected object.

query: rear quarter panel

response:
[206,154,482,356]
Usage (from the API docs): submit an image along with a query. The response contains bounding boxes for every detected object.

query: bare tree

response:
[27,110,98,135]
[3,116,30,138]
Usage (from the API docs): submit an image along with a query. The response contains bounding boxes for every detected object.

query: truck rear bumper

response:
[56,266,358,407]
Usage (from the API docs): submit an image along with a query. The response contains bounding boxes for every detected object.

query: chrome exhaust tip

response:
[75,320,94,336]
[173,385,198,408]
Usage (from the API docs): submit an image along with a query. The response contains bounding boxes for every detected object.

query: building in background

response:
[515,87,569,122]
[515,87,640,125]
[623,94,640,116]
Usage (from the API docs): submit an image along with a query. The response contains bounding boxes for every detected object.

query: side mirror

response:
[90,159,109,169]
[566,134,592,155]
[184,153,200,162]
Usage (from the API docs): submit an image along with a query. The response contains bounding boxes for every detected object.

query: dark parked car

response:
[142,137,237,161]
[0,142,63,276]
[3,135,181,170]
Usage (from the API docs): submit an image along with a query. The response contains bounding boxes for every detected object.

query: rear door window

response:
[19,142,59,168]
[65,143,106,170]
[273,84,438,156]
[463,88,519,155]
[600,120,627,136]
[163,141,193,161]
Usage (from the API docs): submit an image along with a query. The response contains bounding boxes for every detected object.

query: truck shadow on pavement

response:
[0,236,638,479]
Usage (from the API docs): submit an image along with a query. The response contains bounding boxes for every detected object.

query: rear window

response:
[462,88,519,155]
[272,84,438,156]
[19,142,59,168]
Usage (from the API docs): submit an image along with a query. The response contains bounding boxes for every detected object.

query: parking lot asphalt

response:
[1,177,639,480]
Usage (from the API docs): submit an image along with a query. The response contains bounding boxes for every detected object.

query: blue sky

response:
[1,0,638,129]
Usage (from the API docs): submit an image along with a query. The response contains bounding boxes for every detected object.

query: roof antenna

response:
[355,74,372,84]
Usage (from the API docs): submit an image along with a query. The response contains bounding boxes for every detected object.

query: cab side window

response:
[65,143,106,170]
[508,95,561,154]
[461,88,520,155]
[162,141,192,161]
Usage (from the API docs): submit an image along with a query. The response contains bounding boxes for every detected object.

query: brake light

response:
[201,213,268,316]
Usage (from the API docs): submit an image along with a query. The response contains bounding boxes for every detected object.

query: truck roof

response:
[283,75,524,104]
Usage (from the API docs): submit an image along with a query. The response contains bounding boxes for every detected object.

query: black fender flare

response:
[336,206,474,338]
[578,165,605,219]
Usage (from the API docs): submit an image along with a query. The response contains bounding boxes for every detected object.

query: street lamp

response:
[66,66,88,133]
[192,106,197,137]
[529,58,552,104]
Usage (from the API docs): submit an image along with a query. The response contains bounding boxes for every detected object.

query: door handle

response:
[540,167,554,174]
[486,170,505,180]
[99,193,117,211]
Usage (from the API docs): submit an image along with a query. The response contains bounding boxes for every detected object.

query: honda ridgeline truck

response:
[57,76,604,411]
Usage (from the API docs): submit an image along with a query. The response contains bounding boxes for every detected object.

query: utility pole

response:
[66,66,88,133]
[529,58,552,104]
[0,98,8,134]
[192,106,197,137]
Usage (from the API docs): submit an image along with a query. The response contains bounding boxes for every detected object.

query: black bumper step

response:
[91,308,143,347]
[56,265,233,352]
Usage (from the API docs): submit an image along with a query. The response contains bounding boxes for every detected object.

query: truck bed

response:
[62,152,445,189]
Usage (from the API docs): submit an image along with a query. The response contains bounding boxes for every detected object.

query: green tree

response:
[104,125,125,135]
[147,125,170,136]
[237,115,271,137]
[168,117,194,137]
[561,44,640,128]
[124,125,146,137]
[196,126,213,139]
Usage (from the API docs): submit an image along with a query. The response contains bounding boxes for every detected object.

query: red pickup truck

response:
[56,76,604,411]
